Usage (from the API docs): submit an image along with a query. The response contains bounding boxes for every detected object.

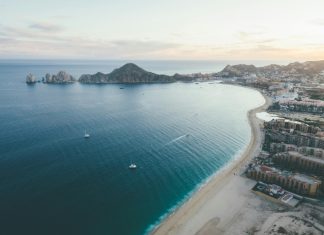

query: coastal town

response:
[4,0,324,234]
[152,61,324,235]
[223,61,324,234]
[24,61,324,234]
[216,62,324,194]
[29,61,324,234]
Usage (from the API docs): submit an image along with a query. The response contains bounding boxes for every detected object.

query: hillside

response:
[79,63,193,84]
[217,60,324,79]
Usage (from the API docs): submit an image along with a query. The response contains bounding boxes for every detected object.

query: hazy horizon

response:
[1,0,324,61]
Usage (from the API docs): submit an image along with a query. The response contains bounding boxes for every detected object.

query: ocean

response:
[0,60,265,235]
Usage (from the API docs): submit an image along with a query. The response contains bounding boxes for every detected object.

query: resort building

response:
[273,151,324,176]
[264,119,320,134]
[246,165,322,196]
[270,143,297,153]
[270,143,324,159]
[252,182,302,207]
[278,99,324,114]
[297,146,324,159]
[264,130,324,149]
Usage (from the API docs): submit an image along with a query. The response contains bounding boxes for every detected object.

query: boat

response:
[129,163,137,169]
[84,130,90,138]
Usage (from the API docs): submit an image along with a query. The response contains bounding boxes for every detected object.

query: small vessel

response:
[129,163,137,169]
[84,130,90,138]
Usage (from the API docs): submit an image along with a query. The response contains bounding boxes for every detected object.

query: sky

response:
[0,0,324,61]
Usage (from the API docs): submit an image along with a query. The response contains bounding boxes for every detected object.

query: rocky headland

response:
[79,63,193,84]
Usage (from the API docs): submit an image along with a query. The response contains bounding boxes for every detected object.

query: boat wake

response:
[165,134,189,146]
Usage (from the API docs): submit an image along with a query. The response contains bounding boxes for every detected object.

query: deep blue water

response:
[0,60,264,235]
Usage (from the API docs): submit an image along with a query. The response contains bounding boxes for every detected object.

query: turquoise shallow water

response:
[0,60,264,235]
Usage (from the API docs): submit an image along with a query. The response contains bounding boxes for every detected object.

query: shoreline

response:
[150,89,272,235]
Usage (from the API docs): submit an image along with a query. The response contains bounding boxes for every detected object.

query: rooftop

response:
[292,174,321,184]
[252,182,301,207]
[252,164,321,184]
[287,151,324,164]
[280,99,324,107]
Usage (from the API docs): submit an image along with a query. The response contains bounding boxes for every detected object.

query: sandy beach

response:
[151,91,272,235]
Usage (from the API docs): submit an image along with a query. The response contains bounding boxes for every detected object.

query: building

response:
[273,151,324,176]
[297,146,324,159]
[247,165,322,196]
[264,130,324,149]
[265,119,320,134]
[270,143,324,159]
[278,99,324,114]
[252,182,301,207]
[270,143,297,153]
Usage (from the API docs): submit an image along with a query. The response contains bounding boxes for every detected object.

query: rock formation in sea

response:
[79,63,194,84]
[45,71,76,84]
[26,73,37,84]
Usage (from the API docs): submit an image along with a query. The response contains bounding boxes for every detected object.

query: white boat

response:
[84,130,90,138]
[129,163,137,169]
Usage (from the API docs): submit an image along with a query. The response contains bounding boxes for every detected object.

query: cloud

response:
[256,38,277,44]
[310,19,324,26]
[0,25,182,59]
[110,40,180,52]
[29,22,63,32]
[255,44,287,52]
[222,43,324,61]
[0,24,68,44]
[81,40,182,59]
[0,24,323,61]
[237,31,264,40]
[236,31,278,45]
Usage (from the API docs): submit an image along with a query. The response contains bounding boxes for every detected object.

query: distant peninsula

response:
[27,63,194,84]
[26,60,324,84]
[79,63,193,84]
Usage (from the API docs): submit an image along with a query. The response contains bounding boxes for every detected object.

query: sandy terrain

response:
[151,92,273,235]
[256,204,324,235]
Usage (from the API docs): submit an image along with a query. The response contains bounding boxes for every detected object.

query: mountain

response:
[79,63,193,84]
[218,64,257,77]
[217,60,324,79]
[108,63,174,83]
[79,72,108,84]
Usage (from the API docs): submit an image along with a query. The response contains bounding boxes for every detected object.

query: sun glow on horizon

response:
[1,0,324,61]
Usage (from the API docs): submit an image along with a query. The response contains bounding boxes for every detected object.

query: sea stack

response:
[26,73,37,84]
[45,71,76,84]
